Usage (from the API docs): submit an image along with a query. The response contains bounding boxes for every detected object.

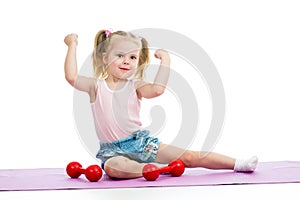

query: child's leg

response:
[155,144,257,172]
[103,144,258,179]
[155,144,235,169]
[104,156,145,179]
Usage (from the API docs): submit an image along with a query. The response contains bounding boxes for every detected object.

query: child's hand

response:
[64,33,78,47]
[154,49,170,61]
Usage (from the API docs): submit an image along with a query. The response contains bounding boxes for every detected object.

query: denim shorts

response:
[96,130,161,168]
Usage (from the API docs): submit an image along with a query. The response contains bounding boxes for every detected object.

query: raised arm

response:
[136,49,170,99]
[64,34,97,101]
[64,33,79,87]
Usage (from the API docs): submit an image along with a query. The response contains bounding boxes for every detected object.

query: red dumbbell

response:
[142,159,185,181]
[66,161,103,182]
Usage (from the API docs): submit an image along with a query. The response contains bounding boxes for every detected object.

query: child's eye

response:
[117,54,123,58]
[130,56,137,60]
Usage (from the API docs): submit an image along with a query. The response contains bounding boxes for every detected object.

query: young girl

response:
[64,29,258,179]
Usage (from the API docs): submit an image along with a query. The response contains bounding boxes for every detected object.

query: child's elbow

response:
[65,75,77,87]
[154,86,165,97]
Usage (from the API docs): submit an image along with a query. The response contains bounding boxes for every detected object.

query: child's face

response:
[105,38,140,80]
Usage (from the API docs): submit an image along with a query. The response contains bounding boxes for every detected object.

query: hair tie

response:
[105,29,113,37]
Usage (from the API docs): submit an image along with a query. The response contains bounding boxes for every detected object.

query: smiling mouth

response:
[119,67,130,71]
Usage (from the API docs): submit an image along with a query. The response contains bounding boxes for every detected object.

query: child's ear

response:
[102,52,107,65]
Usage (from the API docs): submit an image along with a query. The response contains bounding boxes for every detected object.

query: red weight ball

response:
[169,160,185,177]
[66,162,82,178]
[142,164,159,181]
[85,165,103,182]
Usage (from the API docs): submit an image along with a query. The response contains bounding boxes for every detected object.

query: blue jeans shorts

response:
[96,130,161,169]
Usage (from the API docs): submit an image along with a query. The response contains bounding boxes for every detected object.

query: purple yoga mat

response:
[1,161,300,191]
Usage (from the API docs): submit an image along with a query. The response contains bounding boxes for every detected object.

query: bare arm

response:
[64,34,97,101]
[64,33,79,87]
[136,49,170,99]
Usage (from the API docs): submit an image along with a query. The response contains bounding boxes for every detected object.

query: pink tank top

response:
[91,79,142,142]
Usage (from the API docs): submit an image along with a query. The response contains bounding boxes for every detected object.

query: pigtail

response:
[136,37,150,80]
[92,30,109,79]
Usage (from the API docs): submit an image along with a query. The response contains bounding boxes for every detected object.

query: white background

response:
[0,0,300,199]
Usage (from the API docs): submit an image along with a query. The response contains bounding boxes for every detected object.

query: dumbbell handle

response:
[159,165,174,174]
[77,168,86,174]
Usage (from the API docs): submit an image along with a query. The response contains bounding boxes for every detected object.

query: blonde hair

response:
[92,30,150,80]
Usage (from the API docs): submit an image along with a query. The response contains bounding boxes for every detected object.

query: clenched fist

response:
[64,33,78,47]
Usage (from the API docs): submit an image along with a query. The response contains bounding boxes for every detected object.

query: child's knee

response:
[103,156,143,179]
[104,156,127,178]
[180,151,198,167]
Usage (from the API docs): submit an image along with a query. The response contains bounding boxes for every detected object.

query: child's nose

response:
[123,56,130,64]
